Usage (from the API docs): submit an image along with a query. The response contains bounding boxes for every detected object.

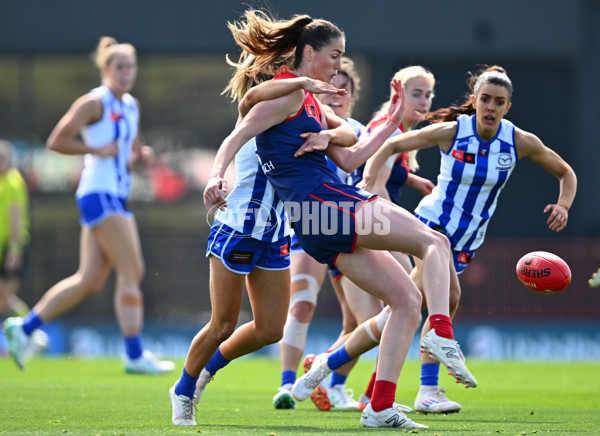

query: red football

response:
[515,251,571,293]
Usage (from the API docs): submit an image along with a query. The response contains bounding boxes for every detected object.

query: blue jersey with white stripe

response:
[215,138,289,243]
[414,114,517,252]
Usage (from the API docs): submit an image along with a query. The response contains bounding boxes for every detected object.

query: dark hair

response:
[427,65,512,123]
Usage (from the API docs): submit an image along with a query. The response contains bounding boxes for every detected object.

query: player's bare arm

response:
[46,95,116,156]
[515,127,577,232]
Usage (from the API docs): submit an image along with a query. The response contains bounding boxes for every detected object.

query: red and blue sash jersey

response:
[255,72,343,204]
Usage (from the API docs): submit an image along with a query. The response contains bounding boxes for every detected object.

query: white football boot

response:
[169,382,197,425]
[2,317,29,369]
[589,269,600,288]
[361,403,428,429]
[193,368,214,405]
[273,383,296,409]
[329,385,359,409]
[292,353,332,401]
[414,386,462,414]
[420,329,478,387]
[124,350,175,374]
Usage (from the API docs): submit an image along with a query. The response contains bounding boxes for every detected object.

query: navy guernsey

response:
[255,72,342,204]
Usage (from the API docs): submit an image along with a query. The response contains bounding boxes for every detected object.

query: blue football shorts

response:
[207,221,291,274]
[77,192,133,227]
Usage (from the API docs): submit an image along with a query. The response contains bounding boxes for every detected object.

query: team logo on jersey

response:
[280,244,289,256]
[452,150,475,164]
[458,251,473,264]
[496,153,514,170]
[110,111,123,122]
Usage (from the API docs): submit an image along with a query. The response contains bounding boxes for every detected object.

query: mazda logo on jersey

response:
[496,153,513,170]
[452,149,475,164]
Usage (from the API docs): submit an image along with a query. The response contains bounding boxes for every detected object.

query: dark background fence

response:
[2,0,599,324]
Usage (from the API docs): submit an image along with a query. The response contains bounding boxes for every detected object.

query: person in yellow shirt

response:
[0,140,48,355]
[0,140,30,318]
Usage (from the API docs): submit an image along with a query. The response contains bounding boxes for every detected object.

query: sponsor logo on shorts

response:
[228,250,253,265]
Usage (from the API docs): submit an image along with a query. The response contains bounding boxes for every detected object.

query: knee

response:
[406,290,423,324]
[255,325,284,346]
[77,273,107,295]
[210,321,237,344]
[431,231,451,255]
[289,301,315,322]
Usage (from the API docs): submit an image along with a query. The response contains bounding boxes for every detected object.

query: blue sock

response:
[330,371,347,387]
[175,367,198,399]
[205,347,230,376]
[124,335,143,360]
[281,370,296,387]
[22,311,43,336]
[420,362,440,386]
[326,346,352,371]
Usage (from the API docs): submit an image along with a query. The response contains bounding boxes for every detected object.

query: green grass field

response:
[1,356,599,435]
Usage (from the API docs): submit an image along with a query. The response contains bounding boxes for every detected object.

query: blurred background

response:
[1,0,599,360]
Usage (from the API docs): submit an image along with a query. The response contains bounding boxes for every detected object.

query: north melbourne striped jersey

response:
[215,138,290,243]
[77,86,139,200]
[414,114,517,252]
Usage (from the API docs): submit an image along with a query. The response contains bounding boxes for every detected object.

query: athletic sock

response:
[330,371,347,388]
[420,362,440,387]
[21,311,43,336]
[364,371,377,398]
[175,367,198,399]
[205,347,230,376]
[124,335,143,360]
[326,346,352,371]
[370,380,396,412]
[429,314,454,339]
[281,370,296,387]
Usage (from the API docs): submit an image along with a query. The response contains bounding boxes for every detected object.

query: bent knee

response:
[289,301,315,322]
[256,326,284,346]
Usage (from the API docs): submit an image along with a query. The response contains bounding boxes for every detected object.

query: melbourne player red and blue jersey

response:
[255,72,342,203]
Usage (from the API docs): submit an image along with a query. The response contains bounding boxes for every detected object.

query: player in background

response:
[273,56,365,412]
[299,64,438,413]
[2,37,174,374]
[168,51,354,425]
[204,9,476,430]
[0,140,49,353]
[343,65,436,410]
[357,64,577,413]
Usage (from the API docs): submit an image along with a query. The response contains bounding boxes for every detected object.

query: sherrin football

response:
[516,251,571,293]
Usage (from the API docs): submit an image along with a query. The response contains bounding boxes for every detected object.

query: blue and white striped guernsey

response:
[77,85,139,200]
[414,114,517,252]
[215,138,290,243]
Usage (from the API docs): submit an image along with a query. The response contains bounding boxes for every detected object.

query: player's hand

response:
[409,175,435,196]
[94,141,118,158]
[295,132,330,157]
[302,78,347,96]
[203,176,228,212]
[544,203,568,232]
[386,79,405,127]
[136,145,155,166]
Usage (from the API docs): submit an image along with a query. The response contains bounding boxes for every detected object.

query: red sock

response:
[429,314,454,339]
[370,380,396,412]
[364,371,376,398]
